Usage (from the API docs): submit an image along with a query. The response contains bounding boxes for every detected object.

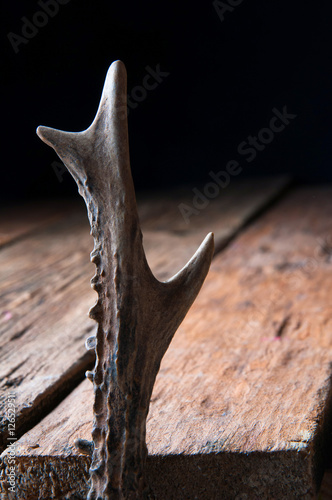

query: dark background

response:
[2,0,332,202]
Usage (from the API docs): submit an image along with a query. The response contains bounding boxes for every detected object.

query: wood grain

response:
[0,177,289,457]
[3,186,332,499]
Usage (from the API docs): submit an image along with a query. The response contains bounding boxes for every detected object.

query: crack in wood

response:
[11,325,31,341]
[2,359,28,380]
[275,315,291,338]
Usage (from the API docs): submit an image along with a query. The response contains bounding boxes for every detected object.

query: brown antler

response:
[37,60,214,500]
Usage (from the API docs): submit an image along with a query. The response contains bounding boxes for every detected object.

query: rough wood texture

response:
[0,175,289,457]
[37,60,214,499]
[0,210,96,453]
[3,186,332,499]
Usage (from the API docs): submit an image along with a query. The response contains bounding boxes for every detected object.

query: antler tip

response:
[107,59,127,81]
[36,125,47,141]
[36,125,61,149]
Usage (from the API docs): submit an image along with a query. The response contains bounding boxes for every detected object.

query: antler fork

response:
[37,60,214,500]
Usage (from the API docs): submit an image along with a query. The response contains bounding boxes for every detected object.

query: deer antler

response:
[37,60,214,500]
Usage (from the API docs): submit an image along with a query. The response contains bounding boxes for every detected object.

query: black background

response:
[2,0,332,202]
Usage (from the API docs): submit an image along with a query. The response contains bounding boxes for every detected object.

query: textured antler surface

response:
[37,60,214,500]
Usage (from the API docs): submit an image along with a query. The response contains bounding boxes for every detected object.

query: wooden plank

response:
[0,210,96,455]
[2,186,332,499]
[0,177,289,458]
[0,200,75,248]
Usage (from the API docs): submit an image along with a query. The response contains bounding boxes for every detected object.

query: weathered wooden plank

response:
[0,210,96,455]
[0,201,74,248]
[3,186,332,499]
[0,177,289,458]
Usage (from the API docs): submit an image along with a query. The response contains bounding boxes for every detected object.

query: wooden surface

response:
[3,178,332,499]
[0,176,289,459]
[0,201,74,249]
[137,176,290,280]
